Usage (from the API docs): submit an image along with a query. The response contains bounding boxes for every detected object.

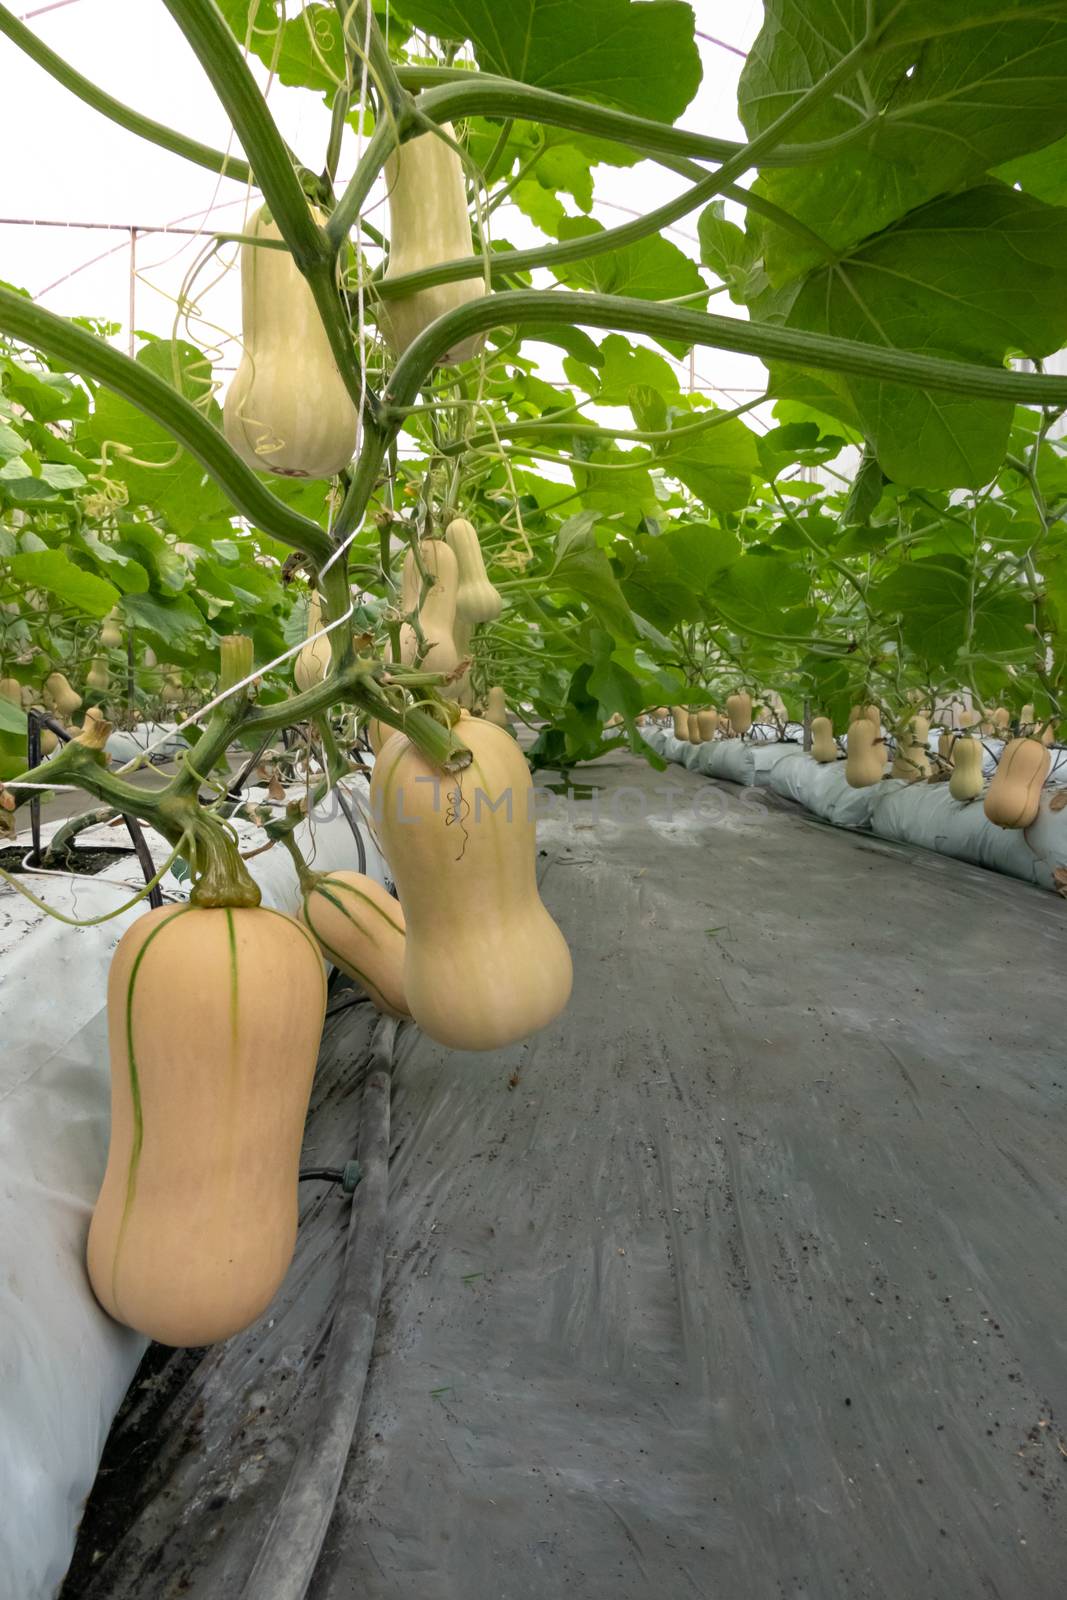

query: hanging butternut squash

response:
[848,704,880,728]
[696,709,718,741]
[670,706,688,740]
[687,712,702,743]
[398,540,460,677]
[726,691,752,735]
[380,122,487,364]
[45,672,81,717]
[444,517,502,623]
[810,716,837,763]
[300,871,409,1017]
[294,591,332,694]
[891,715,930,781]
[87,902,328,1346]
[100,609,123,650]
[485,686,510,729]
[948,738,984,801]
[983,737,1050,828]
[845,721,885,787]
[370,713,572,1051]
[224,206,359,478]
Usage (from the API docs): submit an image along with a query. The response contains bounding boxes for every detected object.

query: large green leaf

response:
[7,550,119,617]
[780,185,1067,488]
[741,2,1067,282]
[395,0,701,119]
[657,413,761,514]
[547,545,637,639]
[84,340,234,536]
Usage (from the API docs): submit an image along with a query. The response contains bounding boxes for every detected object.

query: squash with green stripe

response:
[86,902,327,1347]
[299,870,409,1018]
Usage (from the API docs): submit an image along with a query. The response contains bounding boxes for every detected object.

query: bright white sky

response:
[0,0,769,412]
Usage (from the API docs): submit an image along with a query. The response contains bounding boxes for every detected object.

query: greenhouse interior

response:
[1,2,1066,1597]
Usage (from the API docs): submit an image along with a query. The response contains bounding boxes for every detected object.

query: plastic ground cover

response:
[57,751,1067,1600]
[0,774,385,1600]
[646,729,1067,893]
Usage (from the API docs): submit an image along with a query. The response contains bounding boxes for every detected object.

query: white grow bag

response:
[646,729,1067,892]
[0,772,385,1600]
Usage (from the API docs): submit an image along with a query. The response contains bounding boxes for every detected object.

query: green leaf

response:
[595,334,679,406]
[394,0,701,120]
[7,550,119,617]
[84,340,233,535]
[0,422,24,462]
[75,531,150,594]
[698,203,767,304]
[547,546,637,639]
[658,412,761,513]
[741,2,1067,282]
[781,185,1067,488]
[0,695,27,736]
[714,552,811,631]
[553,222,708,336]
[587,628,646,720]
[121,591,210,649]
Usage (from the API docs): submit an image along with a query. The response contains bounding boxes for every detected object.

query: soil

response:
[0,845,136,876]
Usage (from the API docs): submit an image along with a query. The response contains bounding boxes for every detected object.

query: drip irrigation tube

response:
[238,1017,394,1600]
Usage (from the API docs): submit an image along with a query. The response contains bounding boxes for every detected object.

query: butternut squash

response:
[983,737,1049,828]
[726,691,752,736]
[687,712,702,743]
[485,686,509,729]
[45,671,81,717]
[380,123,487,364]
[450,616,474,707]
[370,713,572,1050]
[0,677,21,706]
[958,708,979,730]
[938,730,957,764]
[86,658,109,692]
[848,703,881,728]
[891,714,930,781]
[366,716,389,754]
[300,871,408,1017]
[445,518,502,623]
[948,737,984,801]
[294,591,332,694]
[86,903,328,1346]
[100,609,123,650]
[845,721,885,787]
[810,716,837,763]
[398,540,459,677]
[696,709,718,742]
[670,706,688,739]
[992,706,1011,734]
[224,205,359,478]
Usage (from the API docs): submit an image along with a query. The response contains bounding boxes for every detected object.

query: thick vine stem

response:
[163,804,261,909]
[383,291,1067,416]
[7,738,168,819]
